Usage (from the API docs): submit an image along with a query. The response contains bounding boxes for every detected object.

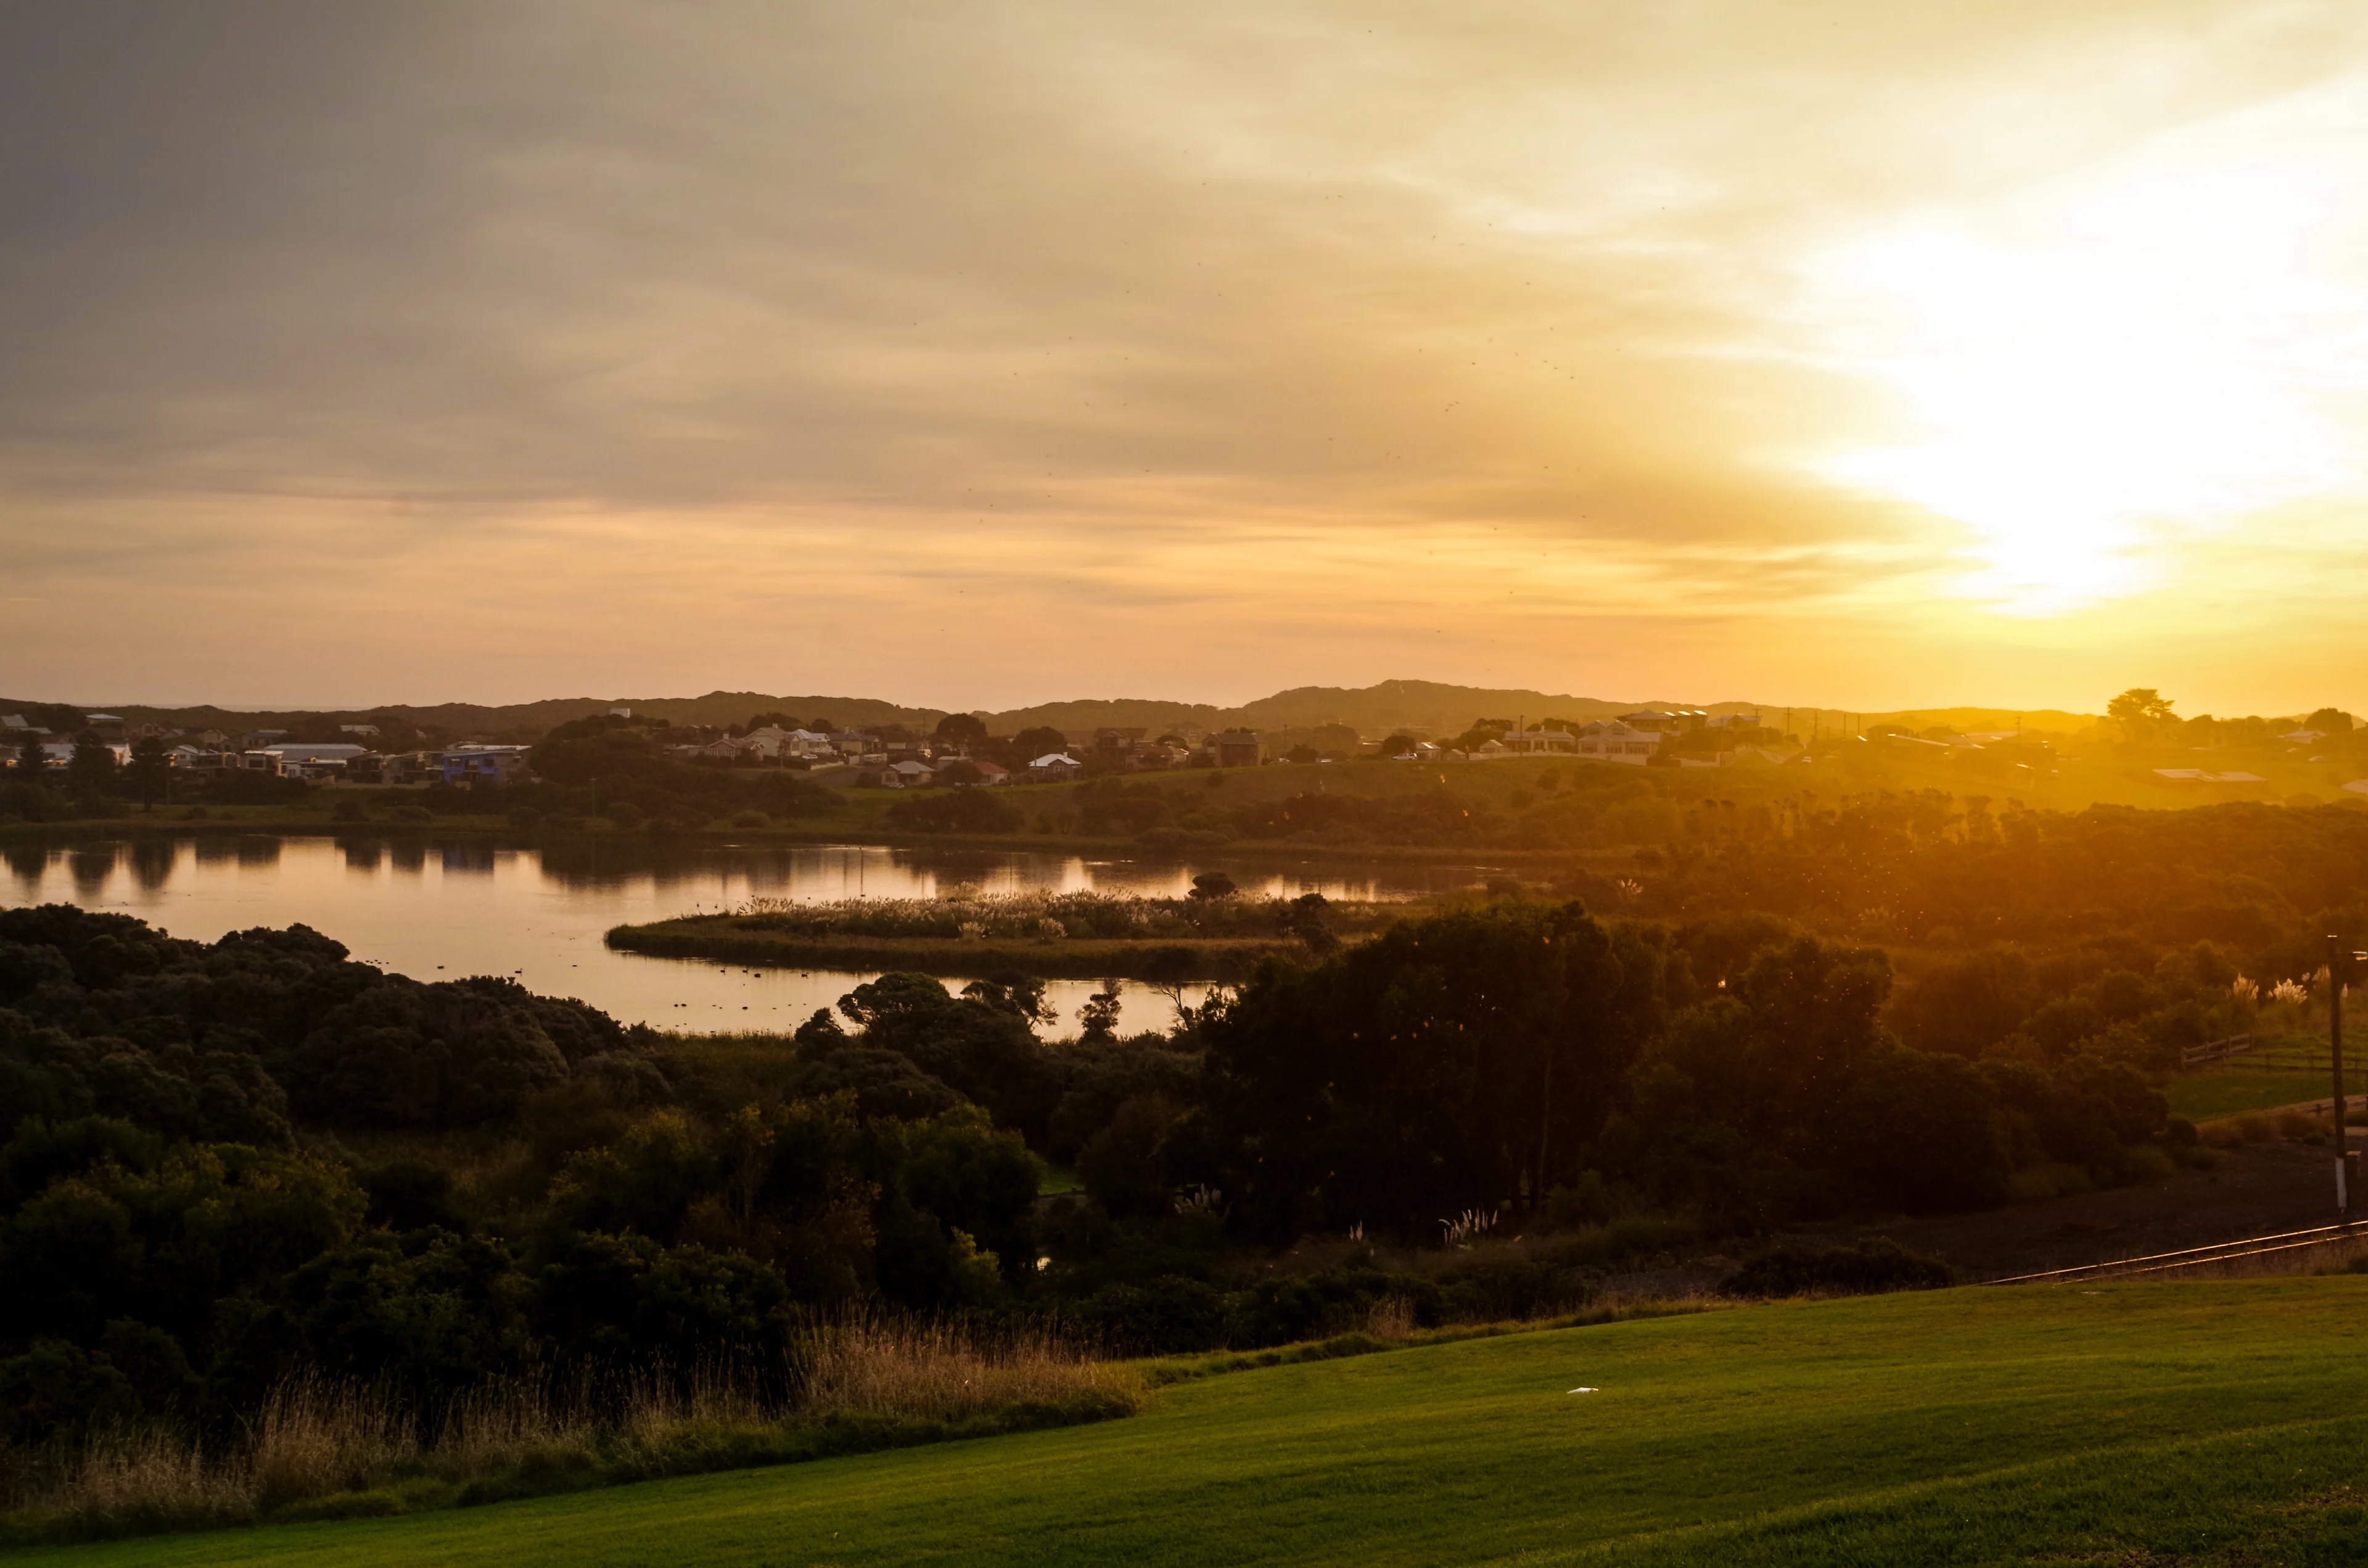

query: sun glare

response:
[1803,76,2368,617]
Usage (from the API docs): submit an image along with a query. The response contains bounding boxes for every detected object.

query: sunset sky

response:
[7,1,2368,715]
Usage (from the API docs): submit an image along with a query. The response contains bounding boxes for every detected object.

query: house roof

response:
[2154,768,2265,783]
[1030,753,1080,768]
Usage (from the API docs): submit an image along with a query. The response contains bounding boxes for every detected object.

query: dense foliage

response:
[0,873,2208,1451]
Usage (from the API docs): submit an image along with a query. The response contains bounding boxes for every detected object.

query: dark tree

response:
[2107,688,2176,742]
[1201,901,1677,1238]
[934,713,990,747]
[66,736,118,795]
[1077,983,1123,1044]
[1012,726,1067,758]
[125,737,172,811]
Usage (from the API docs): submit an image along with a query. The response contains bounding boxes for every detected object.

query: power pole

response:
[2336,937,2366,1222]
[2335,934,2349,1220]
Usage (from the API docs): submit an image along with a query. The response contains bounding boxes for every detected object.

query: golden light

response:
[1800,75,2368,618]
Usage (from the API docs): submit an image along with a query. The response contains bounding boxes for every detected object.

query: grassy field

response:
[2169,1070,2362,1121]
[22,1279,2368,1567]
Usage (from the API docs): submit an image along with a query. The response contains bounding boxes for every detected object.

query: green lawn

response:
[2169,1070,2360,1121]
[23,1280,2368,1566]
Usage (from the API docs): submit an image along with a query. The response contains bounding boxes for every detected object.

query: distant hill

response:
[0,681,2108,743]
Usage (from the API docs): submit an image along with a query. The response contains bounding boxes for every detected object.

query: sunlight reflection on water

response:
[1,836,1492,1033]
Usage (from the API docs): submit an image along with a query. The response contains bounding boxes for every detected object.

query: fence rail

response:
[2181,1033,2256,1067]
[1984,1222,2364,1286]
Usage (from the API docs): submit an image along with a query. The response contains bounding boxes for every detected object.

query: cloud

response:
[6,0,2368,710]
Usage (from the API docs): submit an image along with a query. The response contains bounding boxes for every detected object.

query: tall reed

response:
[2,1316,1128,1545]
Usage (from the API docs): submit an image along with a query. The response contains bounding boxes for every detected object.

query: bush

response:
[1717,1239,1956,1299]
[886,790,1023,834]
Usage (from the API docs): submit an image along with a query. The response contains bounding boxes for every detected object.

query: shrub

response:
[885,790,1022,834]
[1717,1239,1956,1299]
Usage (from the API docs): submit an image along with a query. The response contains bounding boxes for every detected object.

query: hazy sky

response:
[8,1,2368,713]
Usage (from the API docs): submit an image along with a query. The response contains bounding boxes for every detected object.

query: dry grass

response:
[1365,1296,1416,1340]
[1,1319,1130,1546]
[804,1318,1135,1421]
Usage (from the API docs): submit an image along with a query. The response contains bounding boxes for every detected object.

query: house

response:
[1706,713,1762,729]
[968,759,1011,786]
[1209,731,1262,768]
[1500,728,1577,755]
[242,742,370,778]
[338,723,380,737]
[1028,752,1084,782]
[1574,721,1665,764]
[1621,708,1704,732]
[884,760,936,788]
[439,745,533,786]
[733,725,812,761]
[259,742,371,766]
[1092,728,1148,768]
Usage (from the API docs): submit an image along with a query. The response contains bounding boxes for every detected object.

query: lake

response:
[0,835,1502,1034]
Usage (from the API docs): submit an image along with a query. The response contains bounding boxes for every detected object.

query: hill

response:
[0,680,2107,744]
[27,1279,2368,1567]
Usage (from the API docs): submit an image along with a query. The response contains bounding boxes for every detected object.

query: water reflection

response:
[442,844,496,876]
[129,838,176,892]
[2,833,1496,1031]
[70,845,119,897]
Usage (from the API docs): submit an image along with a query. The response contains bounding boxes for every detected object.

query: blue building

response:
[439,745,533,786]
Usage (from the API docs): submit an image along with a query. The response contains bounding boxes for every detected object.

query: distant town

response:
[0,702,1807,792]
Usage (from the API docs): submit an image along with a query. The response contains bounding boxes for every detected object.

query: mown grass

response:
[2171,1069,2363,1121]
[17,1279,2368,1566]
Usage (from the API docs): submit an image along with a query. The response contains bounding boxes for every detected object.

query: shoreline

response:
[604,917,1327,979]
[0,815,1576,869]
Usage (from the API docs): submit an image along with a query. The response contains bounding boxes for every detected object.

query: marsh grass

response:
[729,890,1392,942]
[0,1318,1135,1548]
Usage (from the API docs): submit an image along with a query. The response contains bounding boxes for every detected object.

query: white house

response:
[1028,752,1083,781]
[244,742,369,776]
[1500,728,1577,755]
[884,760,936,788]
[1574,721,1665,764]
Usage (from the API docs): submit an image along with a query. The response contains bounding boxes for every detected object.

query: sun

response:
[1798,80,2368,618]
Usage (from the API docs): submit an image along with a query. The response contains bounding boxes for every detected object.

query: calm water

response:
[0,835,1496,1033]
